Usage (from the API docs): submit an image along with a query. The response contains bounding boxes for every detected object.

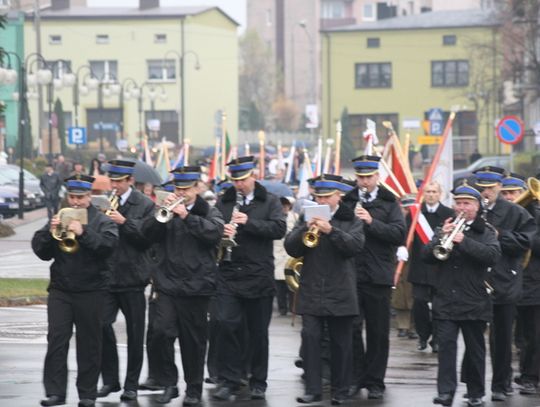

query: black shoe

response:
[368,388,384,399]
[519,382,537,395]
[431,342,439,353]
[78,400,95,407]
[397,329,407,338]
[96,384,121,398]
[120,390,137,401]
[514,376,523,386]
[347,384,361,398]
[331,397,345,405]
[40,396,66,406]
[296,394,322,403]
[156,386,179,404]
[212,386,237,401]
[408,330,419,339]
[139,378,164,391]
[183,395,201,406]
[417,340,428,350]
[433,393,453,406]
[467,398,483,407]
[250,388,266,400]
[294,359,304,368]
[491,392,505,401]
[204,376,219,384]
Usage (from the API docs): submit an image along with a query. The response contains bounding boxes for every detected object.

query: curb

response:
[2,207,47,229]
[0,296,47,307]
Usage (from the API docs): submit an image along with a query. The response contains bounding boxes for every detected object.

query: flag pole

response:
[334,121,342,175]
[258,130,265,180]
[393,111,456,286]
[220,111,227,180]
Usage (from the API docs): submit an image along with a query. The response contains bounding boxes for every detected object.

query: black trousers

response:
[302,315,353,399]
[352,284,391,391]
[517,305,540,384]
[412,284,437,343]
[45,198,59,220]
[275,280,293,314]
[100,290,146,391]
[44,289,105,400]
[153,294,209,398]
[489,303,516,392]
[439,319,486,398]
[206,297,219,379]
[216,295,273,390]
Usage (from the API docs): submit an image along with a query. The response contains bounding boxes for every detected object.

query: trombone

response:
[155,196,185,223]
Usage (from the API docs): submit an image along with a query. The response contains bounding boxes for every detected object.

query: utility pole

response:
[34,0,44,157]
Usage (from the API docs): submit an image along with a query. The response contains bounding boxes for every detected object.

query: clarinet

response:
[221,193,244,263]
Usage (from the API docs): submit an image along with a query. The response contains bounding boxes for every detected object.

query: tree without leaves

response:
[54,98,67,155]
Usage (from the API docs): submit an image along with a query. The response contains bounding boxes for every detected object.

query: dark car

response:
[0,165,45,208]
[0,173,34,211]
[453,155,511,185]
[0,186,21,219]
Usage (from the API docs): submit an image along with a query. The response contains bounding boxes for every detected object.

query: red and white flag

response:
[410,204,434,244]
[381,134,417,195]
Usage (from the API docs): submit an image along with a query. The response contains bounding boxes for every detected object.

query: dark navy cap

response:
[226,156,256,181]
[161,181,175,193]
[65,174,95,195]
[473,166,505,187]
[106,159,135,181]
[352,155,380,176]
[313,174,344,197]
[400,194,417,208]
[501,172,526,191]
[170,166,201,189]
[452,181,482,200]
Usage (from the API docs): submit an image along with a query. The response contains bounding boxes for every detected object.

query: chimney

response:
[139,0,159,10]
[51,0,70,10]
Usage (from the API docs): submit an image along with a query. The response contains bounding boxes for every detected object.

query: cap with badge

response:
[170,165,201,189]
[473,166,505,187]
[65,174,95,195]
[352,155,380,176]
[161,181,175,193]
[216,178,233,193]
[452,180,482,200]
[501,172,526,191]
[312,174,345,197]
[400,194,417,208]
[339,178,356,193]
[226,156,255,181]
[106,159,135,180]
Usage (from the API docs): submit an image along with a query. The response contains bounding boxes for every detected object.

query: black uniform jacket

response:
[108,188,155,292]
[141,195,224,297]
[216,182,286,298]
[284,204,364,316]
[342,185,406,286]
[422,216,501,322]
[486,197,535,304]
[519,204,540,306]
[32,204,119,292]
[407,202,455,286]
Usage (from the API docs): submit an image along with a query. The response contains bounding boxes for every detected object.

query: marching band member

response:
[213,156,286,401]
[97,160,155,401]
[343,155,406,400]
[425,182,500,407]
[141,166,224,406]
[500,172,527,202]
[285,174,364,405]
[470,167,535,401]
[32,174,118,407]
[407,181,454,352]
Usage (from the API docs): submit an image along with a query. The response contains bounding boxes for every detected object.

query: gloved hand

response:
[396,246,409,262]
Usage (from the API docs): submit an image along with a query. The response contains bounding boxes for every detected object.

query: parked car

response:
[453,155,511,185]
[0,165,45,208]
[0,186,21,219]
[0,172,34,211]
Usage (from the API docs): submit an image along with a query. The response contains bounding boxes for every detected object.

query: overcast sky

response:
[87,0,247,30]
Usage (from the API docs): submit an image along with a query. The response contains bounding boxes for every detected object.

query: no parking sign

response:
[495,116,524,145]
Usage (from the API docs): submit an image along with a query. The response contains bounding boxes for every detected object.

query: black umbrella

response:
[104,159,162,186]
[259,180,294,197]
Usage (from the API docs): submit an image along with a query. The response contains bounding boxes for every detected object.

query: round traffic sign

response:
[496,115,524,145]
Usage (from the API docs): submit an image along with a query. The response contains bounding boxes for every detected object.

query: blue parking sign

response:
[68,127,87,145]
[428,108,444,135]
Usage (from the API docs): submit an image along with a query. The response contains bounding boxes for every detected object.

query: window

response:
[322,0,346,19]
[367,38,380,48]
[154,34,167,43]
[96,34,110,44]
[431,60,469,87]
[355,63,392,88]
[147,59,176,81]
[363,3,376,21]
[45,60,72,79]
[89,60,118,82]
[443,35,457,46]
[49,35,62,45]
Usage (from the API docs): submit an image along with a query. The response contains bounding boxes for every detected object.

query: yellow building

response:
[321,9,501,165]
[24,2,238,154]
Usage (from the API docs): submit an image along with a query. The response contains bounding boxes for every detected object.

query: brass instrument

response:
[220,193,244,262]
[105,188,119,216]
[302,226,320,248]
[285,257,303,292]
[433,212,467,261]
[155,196,185,223]
[51,208,88,253]
[514,177,540,268]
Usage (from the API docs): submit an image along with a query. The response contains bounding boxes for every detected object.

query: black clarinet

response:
[221,193,244,263]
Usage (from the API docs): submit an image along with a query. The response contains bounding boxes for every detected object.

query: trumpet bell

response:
[58,231,79,253]
[302,226,320,248]
[433,245,450,261]
[514,177,540,208]
[155,208,174,223]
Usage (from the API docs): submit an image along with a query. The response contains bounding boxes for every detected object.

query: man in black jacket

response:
[426,182,501,407]
[469,166,535,401]
[32,174,118,407]
[342,155,406,400]
[141,165,224,406]
[407,181,454,352]
[212,156,286,401]
[40,164,62,220]
[96,160,155,401]
[285,175,364,405]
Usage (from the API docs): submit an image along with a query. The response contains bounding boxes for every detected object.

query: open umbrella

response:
[259,180,294,197]
[103,159,162,186]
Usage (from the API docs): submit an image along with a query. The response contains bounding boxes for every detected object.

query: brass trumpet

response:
[51,208,88,253]
[155,196,185,223]
[433,212,466,261]
[302,226,320,248]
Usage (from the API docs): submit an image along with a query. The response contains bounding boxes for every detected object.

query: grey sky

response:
[87,0,247,29]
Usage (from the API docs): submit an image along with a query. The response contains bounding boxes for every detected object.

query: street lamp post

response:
[118,78,139,139]
[137,82,167,144]
[163,50,201,146]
